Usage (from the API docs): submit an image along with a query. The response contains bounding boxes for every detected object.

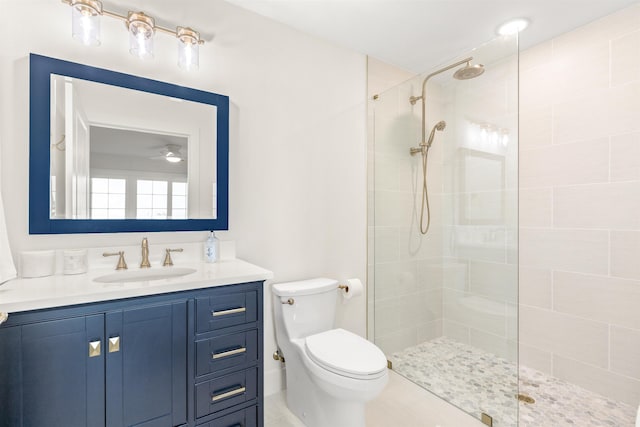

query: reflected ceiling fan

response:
[150,144,185,163]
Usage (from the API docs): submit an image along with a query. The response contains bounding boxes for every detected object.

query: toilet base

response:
[284,356,368,427]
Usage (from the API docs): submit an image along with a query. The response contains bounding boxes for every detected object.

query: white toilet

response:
[272,278,388,427]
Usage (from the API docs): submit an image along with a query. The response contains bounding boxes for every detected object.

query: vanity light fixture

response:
[62,0,205,70]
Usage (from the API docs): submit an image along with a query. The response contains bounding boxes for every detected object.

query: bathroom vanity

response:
[0,259,272,427]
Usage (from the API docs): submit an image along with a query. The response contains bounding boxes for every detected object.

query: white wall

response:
[0,0,367,395]
[519,4,640,405]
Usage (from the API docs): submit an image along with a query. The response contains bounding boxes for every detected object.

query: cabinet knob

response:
[89,340,101,357]
[108,336,120,353]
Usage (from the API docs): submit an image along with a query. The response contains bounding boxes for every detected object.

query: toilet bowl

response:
[272,278,388,427]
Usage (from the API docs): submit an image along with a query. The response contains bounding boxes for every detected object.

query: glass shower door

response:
[371,34,519,426]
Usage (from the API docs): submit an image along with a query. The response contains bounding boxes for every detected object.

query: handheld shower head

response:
[427,120,446,147]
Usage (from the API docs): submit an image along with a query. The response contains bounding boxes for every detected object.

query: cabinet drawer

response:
[196,291,258,333]
[198,405,258,427]
[196,367,258,418]
[196,329,259,377]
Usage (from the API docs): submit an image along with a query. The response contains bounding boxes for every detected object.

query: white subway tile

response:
[519,267,552,309]
[611,230,640,280]
[469,260,517,303]
[519,188,552,227]
[554,182,640,229]
[554,271,640,330]
[553,354,640,405]
[519,138,609,188]
[518,104,553,150]
[520,41,553,72]
[552,4,640,59]
[375,328,417,356]
[374,190,412,227]
[443,288,506,337]
[520,62,555,110]
[520,305,609,368]
[612,30,640,86]
[470,329,517,362]
[519,343,552,375]
[416,259,444,291]
[611,132,640,181]
[610,326,640,380]
[442,319,470,344]
[553,83,640,143]
[417,319,443,343]
[550,42,610,103]
[373,260,418,300]
[520,228,609,275]
[373,227,399,263]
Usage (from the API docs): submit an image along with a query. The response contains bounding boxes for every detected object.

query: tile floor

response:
[265,370,485,427]
[391,337,637,427]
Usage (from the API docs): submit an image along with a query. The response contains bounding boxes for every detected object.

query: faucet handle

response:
[103,251,127,270]
[163,248,183,267]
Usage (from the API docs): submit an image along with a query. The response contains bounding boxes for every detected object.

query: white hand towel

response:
[0,190,16,284]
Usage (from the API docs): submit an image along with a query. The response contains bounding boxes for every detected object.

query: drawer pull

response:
[212,307,246,317]
[212,347,246,360]
[211,386,246,402]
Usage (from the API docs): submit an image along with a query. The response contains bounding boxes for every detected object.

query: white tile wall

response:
[519,4,640,404]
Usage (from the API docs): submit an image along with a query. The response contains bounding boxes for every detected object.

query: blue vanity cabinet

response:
[0,315,106,427]
[105,302,187,427]
[192,284,263,427]
[0,301,187,427]
[0,281,264,427]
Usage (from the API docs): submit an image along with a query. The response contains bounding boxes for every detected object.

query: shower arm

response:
[410,57,473,145]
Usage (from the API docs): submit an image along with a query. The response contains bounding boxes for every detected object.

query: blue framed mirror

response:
[29,53,228,234]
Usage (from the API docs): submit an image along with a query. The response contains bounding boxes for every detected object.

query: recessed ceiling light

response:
[497,18,529,36]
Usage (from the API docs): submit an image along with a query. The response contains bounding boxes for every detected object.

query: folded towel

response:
[0,190,16,284]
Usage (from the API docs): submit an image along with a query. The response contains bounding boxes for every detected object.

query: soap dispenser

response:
[204,231,219,263]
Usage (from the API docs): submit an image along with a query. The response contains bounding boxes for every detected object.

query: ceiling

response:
[223,0,638,73]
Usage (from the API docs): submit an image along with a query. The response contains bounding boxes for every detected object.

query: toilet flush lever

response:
[282,298,294,305]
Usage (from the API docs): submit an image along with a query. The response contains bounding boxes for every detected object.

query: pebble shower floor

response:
[391,337,636,426]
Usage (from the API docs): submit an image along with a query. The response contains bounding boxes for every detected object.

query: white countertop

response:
[0,259,273,314]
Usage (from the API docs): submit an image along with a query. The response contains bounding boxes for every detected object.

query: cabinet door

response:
[106,301,187,427]
[0,316,105,427]
[0,326,23,427]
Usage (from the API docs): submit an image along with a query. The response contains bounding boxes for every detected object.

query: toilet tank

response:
[272,278,338,340]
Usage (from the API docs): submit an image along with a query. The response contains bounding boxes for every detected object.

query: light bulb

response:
[71,0,102,46]
[177,27,200,71]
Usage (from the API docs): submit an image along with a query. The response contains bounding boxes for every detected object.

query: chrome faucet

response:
[140,237,151,268]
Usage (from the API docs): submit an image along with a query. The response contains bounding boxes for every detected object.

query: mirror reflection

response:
[49,74,217,220]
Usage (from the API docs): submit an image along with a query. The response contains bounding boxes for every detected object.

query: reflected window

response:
[171,182,188,219]
[91,177,126,219]
[137,180,168,219]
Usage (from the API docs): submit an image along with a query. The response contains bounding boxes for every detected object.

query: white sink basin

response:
[94,267,197,283]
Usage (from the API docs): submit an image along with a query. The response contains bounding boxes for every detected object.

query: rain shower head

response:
[453,63,485,80]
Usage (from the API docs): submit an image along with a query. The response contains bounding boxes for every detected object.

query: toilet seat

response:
[304,328,387,380]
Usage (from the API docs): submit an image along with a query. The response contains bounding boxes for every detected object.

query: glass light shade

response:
[128,13,155,59]
[71,1,102,46]
[177,27,200,71]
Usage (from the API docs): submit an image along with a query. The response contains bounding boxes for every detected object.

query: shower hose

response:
[419,146,431,235]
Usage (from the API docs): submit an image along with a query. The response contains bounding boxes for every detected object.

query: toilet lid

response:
[305,328,387,379]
